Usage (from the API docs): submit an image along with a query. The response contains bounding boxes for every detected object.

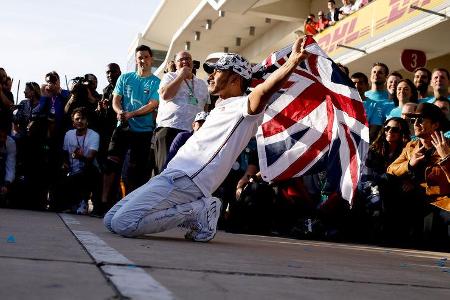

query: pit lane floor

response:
[1,208,449,300]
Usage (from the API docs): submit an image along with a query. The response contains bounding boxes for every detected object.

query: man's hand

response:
[431,131,450,159]
[290,36,310,64]
[248,36,310,115]
[177,66,192,80]
[122,111,134,121]
[41,84,50,97]
[117,110,126,121]
[73,148,84,160]
[409,145,426,167]
[97,99,108,111]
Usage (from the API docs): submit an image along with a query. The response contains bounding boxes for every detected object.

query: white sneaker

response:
[185,197,222,242]
[76,200,88,215]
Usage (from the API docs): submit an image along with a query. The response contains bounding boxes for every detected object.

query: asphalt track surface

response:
[1,208,450,299]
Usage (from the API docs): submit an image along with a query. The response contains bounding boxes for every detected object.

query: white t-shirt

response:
[157,72,210,131]
[340,4,353,15]
[167,96,264,196]
[63,128,100,174]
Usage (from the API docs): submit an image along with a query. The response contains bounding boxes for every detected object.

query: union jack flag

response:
[253,36,369,204]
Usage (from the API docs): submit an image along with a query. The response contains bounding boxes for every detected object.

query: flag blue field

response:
[252,36,369,204]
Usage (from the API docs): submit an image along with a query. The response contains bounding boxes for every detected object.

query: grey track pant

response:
[104,169,205,237]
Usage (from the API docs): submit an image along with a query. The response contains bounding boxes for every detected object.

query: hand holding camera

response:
[98,99,109,111]
[72,147,84,159]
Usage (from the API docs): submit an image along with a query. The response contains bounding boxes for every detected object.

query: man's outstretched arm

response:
[248,36,309,115]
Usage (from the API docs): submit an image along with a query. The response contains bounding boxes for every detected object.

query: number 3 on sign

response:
[401,50,426,72]
[411,53,417,68]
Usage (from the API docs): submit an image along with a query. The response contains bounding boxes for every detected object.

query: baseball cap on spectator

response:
[203,53,252,80]
[194,111,209,122]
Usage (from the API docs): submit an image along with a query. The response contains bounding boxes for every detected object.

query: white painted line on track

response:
[71,230,132,265]
[102,265,175,300]
[59,213,80,225]
[60,214,175,300]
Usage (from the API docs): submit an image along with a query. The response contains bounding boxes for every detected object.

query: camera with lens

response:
[192,60,200,75]
[11,103,25,111]
[193,60,200,70]
[72,147,80,159]
[70,76,90,99]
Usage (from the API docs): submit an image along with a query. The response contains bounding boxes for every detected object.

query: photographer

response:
[155,51,210,175]
[65,74,100,131]
[0,68,14,132]
[13,82,42,138]
[97,64,121,160]
[39,71,70,206]
[56,107,100,214]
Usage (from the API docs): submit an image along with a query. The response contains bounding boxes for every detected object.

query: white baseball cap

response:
[203,53,252,80]
[194,111,209,122]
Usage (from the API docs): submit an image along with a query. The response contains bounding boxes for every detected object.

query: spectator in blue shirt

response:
[382,72,403,120]
[428,68,450,104]
[365,62,390,103]
[413,67,432,103]
[351,72,383,141]
[101,45,160,208]
[386,79,418,119]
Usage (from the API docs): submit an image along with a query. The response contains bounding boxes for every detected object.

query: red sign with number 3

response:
[401,49,426,72]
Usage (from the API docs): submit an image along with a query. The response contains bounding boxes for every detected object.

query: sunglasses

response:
[384,126,401,133]
[408,117,424,125]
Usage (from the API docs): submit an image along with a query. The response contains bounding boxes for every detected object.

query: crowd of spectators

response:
[1,39,449,248]
[304,0,371,35]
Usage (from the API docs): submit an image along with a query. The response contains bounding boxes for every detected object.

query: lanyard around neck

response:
[184,78,195,96]
[76,132,86,150]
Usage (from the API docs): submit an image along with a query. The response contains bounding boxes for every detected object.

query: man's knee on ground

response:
[110,213,139,237]
[103,213,114,232]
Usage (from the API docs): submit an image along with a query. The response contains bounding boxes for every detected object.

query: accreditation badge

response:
[188,95,198,105]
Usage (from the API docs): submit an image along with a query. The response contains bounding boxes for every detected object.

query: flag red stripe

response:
[304,35,316,47]
[277,58,286,66]
[329,93,368,126]
[262,53,274,68]
[250,78,265,88]
[307,54,319,76]
[273,131,328,181]
[273,97,334,181]
[293,69,319,83]
[293,69,366,125]
[261,82,326,137]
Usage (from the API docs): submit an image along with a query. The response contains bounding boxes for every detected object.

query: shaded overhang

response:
[135,0,310,78]
[132,0,450,78]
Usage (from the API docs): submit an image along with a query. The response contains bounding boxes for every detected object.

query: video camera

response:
[193,60,200,70]
[192,60,200,75]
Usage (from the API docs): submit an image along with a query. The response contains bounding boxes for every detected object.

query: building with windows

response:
[128,0,450,79]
